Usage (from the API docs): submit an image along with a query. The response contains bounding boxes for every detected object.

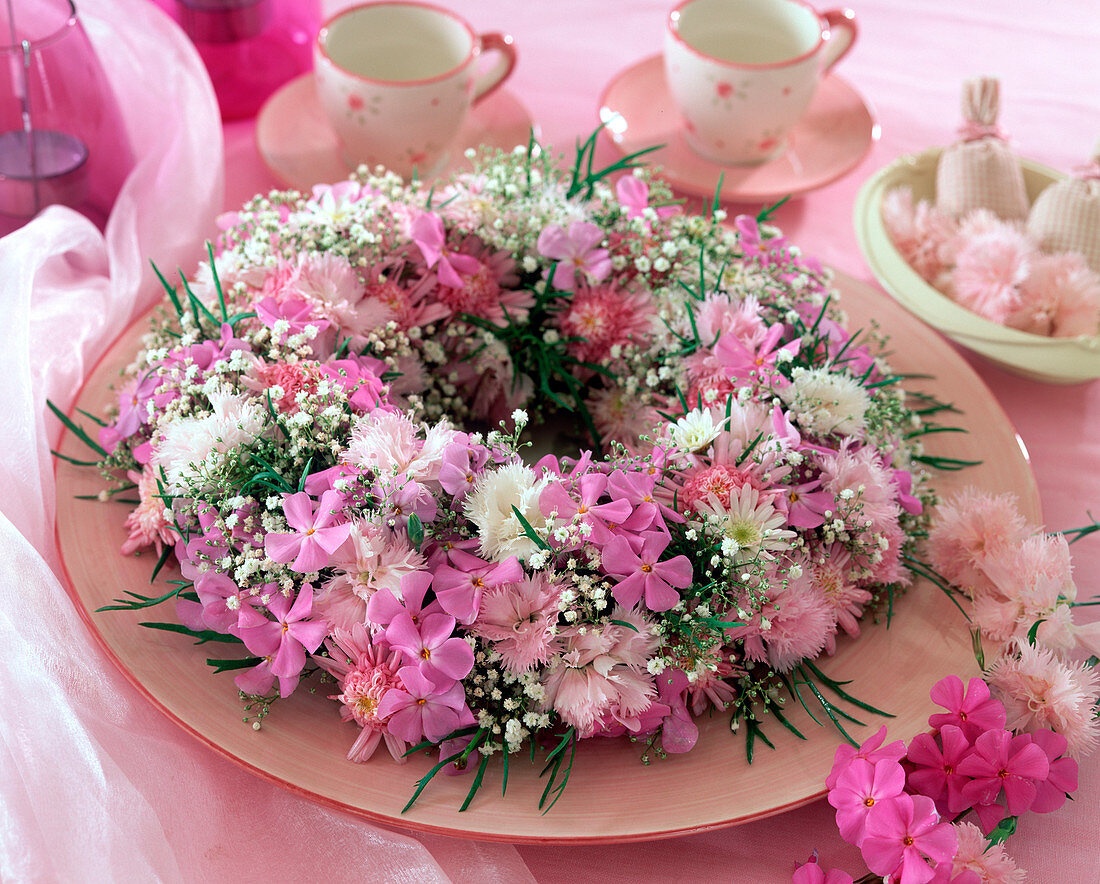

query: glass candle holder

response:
[154,0,320,121]
[0,0,134,233]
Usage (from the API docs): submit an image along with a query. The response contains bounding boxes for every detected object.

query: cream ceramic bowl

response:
[854,148,1100,384]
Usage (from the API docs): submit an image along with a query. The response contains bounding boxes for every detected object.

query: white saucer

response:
[599,55,879,204]
[257,73,536,190]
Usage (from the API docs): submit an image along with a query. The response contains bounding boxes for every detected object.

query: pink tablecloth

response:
[6,0,1099,881]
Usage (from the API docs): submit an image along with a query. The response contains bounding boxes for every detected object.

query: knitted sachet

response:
[936,78,1029,220]
[1027,141,1100,274]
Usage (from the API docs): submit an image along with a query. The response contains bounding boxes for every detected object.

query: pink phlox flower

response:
[254,296,331,343]
[615,175,679,221]
[957,728,1049,818]
[375,473,438,528]
[190,572,267,634]
[101,371,161,451]
[606,467,681,533]
[235,585,329,696]
[536,220,611,291]
[302,463,365,500]
[539,473,632,546]
[928,675,1007,742]
[314,623,408,763]
[321,358,385,413]
[826,725,907,789]
[600,530,692,612]
[791,853,855,884]
[432,549,524,624]
[651,667,698,753]
[265,490,352,573]
[1023,729,1078,814]
[176,504,230,567]
[471,574,563,672]
[828,757,907,846]
[735,214,787,258]
[435,235,533,326]
[376,665,468,743]
[861,793,958,884]
[892,468,924,514]
[781,478,833,529]
[385,609,474,685]
[438,438,491,500]
[365,570,443,628]
[906,725,974,816]
[771,402,803,450]
[308,180,367,221]
[410,211,480,289]
[714,322,801,382]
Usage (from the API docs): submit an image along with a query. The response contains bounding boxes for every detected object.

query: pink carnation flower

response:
[948,821,1024,884]
[986,642,1100,757]
[949,224,1034,324]
[555,280,654,365]
[120,466,178,556]
[881,187,958,284]
[925,489,1028,594]
[1009,251,1100,337]
[471,574,563,672]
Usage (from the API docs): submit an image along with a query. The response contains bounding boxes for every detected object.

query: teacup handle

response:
[472,33,517,105]
[820,9,858,73]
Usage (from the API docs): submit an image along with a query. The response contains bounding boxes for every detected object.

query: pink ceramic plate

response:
[599,55,879,205]
[256,73,536,192]
[55,272,1036,843]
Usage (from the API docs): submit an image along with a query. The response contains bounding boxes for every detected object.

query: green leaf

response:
[802,659,895,718]
[1026,619,1045,646]
[610,619,639,632]
[151,260,184,318]
[47,399,108,457]
[137,622,244,644]
[206,241,229,322]
[206,656,261,673]
[97,583,189,613]
[408,512,425,552]
[512,505,550,551]
[458,752,490,812]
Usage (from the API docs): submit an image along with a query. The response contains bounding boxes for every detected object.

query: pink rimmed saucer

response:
[257,73,536,191]
[598,55,879,205]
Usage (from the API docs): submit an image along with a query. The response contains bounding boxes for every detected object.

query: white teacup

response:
[314,1,516,178]
[665,0,857,166]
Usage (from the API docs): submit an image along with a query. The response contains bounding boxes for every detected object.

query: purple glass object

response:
[155,0,320,121]
[0,0,134,233]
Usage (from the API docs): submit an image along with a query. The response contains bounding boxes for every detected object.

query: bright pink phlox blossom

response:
[385,610,474,685]
[735,214,787,257]
[714,322,801,381]
[536,221,612,291]
[791,854,855,884]
[906,725,974,815]
[191,572,267,633]
[377,474,437,528]
[928,675,1007,742]
[539,473,632,545]
[652,667,698,753]
[828,757,906,846]
[366,570,443,628]
[606,468,682,532]
[302,463,363,499]
[616,175,678,220]
[235,585,329,695]
[410,211,480,289]
[178,505,230,566]
[781,478,833,529]
[535,450,595,480]
[600,530,692,612]
[265,490,353,573]
[957,729,1049,817]
[826,725,907,789]
[861,793,958,884]
[1025,729,1078,814]
[321,358,385,412]
[432,549,524,624]
[892,468,924,514]
[376,665,468,743]
[254,296,331,341]
[106,371,161,445]
[771,403,802,450]
[438,440,490,500]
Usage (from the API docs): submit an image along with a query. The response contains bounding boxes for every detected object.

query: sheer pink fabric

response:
[4,0,1099,881]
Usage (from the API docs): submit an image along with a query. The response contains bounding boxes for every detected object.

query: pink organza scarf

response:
[0,1,532,880]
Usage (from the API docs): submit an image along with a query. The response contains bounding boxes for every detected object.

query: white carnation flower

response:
[464,462,551,562]
[778,367,870,437]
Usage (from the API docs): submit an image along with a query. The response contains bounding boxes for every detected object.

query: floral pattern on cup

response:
[314,2,516,178]
[664,0,857,166]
